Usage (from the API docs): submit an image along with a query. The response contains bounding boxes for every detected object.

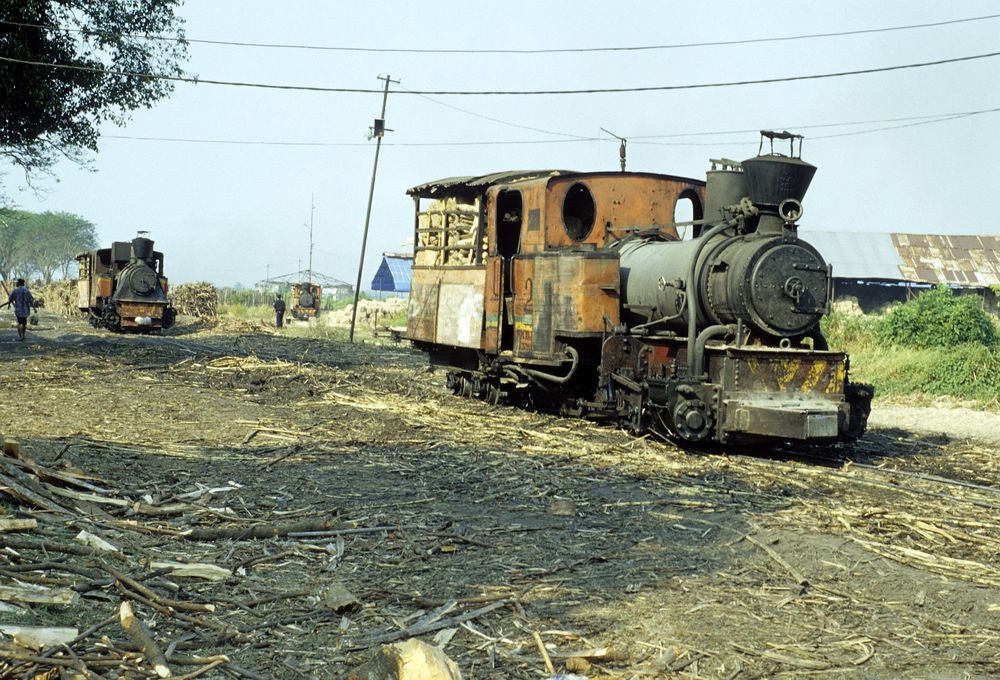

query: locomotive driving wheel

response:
[101,306,122,332]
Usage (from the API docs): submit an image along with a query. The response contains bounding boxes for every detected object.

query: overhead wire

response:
[99,106,1000,148]
[2,48,999,95]
[1,13,998,53]
[394,83,592,139]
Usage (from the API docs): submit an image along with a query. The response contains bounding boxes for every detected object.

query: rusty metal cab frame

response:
[406,170,704,363]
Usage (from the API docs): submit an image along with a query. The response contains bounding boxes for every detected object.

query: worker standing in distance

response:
[272,293,286,329]
[5,278,34,341]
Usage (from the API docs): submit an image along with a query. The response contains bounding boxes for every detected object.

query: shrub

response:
[820,308,878,350]
[876,285,998,348]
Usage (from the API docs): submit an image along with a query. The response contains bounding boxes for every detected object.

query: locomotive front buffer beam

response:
[708,346,869,444]
[722,399,841,441]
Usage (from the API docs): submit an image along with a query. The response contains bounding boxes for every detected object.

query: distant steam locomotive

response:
[404,131,872,447]
[77,234,175,332]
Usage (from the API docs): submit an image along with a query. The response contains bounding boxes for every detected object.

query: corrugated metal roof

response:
[407,171,571,198]
[807,231,1000,286]
[893,233,1000,286]
[804,231,902,280]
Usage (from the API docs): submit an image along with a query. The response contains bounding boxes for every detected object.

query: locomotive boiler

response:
[77,233,176,332]
[404,132,872,447]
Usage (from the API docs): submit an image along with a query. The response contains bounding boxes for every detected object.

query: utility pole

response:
[350,74,397,343]
[308,193,315,284]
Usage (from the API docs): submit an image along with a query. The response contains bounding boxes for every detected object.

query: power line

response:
[3,49,999,95]
[102,134,596,146]
[2,13,997,54]
[629,107,1000,140]
[396,51,1000,95]
[99,106,1000,148]
[397,84,592,139]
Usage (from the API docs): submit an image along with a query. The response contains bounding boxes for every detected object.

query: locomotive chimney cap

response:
[758,130,805,159]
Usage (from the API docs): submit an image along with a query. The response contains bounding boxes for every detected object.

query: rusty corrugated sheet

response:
[808,231,1000,286]
[891,233,1000,286]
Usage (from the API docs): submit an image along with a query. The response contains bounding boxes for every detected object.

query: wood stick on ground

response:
[103,565,216,613]
[181,516,341,542]
[533,630,556,675]
[120,600,172,678]
[346,600,507,651]
[744,533,807,585]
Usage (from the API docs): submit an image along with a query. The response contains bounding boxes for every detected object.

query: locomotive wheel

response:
[456,374,474,398]
[485,383,501,405]
[102,309,121,332]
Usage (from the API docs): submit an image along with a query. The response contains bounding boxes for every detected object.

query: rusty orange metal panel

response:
[407,267,441,343]
[512,252,619,358]
[119,301,166,327]
[482,257,502,350]
[97,274,113,298]
[544,174,705,249]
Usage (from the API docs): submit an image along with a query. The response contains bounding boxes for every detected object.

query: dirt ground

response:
[1,311,999,679]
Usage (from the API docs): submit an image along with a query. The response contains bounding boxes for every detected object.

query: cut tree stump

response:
[347,639,462,680]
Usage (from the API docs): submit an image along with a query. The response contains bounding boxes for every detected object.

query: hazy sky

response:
[7,1,1000,287]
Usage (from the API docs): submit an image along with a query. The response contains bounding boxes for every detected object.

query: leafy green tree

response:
[877,284,999,348]
[0,208,97,281]
[20,211,98,282]
[0,208,29,280]
[0,1,188,184]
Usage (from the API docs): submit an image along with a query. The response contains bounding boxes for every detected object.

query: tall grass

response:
[823,288,1000,409]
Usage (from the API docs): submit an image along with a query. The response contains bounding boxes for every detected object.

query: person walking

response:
[6,279,34,341]
[272,293,286,329]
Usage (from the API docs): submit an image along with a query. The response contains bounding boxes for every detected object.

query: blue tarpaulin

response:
[371,254,412,292]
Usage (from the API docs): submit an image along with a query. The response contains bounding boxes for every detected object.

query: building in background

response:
[808,231,1000,315]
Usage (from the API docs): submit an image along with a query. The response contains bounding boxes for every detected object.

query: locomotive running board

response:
[724,400,842,440]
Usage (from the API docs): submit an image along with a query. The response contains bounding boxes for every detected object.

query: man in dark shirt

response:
[6,278,34,341]
[272,294,286,329]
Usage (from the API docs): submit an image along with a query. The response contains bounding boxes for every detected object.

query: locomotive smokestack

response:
[741,131,816,234]
[131,236,154,262]
[741,154,816,213]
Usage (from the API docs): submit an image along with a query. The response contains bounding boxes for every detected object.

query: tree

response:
[0,208,97,281]
[0,1,188,184]
[0,208,29,280]
[22,211,98,282]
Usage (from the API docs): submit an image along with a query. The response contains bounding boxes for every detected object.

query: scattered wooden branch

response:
[0,518,36,532]
[180,516,341,542]
[120,600,172,678]
[346,600,507,651]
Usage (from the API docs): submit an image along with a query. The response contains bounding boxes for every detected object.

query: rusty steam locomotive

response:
[77,234,175,333]
[404,132,872,446]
